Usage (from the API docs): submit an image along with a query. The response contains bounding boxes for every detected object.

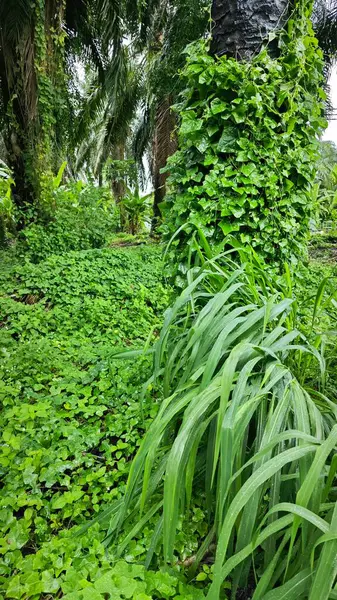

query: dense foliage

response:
[21,182,118,261]
[0,246,182,598]
[113,250,337,600]
[0,161,15,246]
[1,238,337,599]
[162,10,326,278]
[1,1,337,599]
[315,141,337,226]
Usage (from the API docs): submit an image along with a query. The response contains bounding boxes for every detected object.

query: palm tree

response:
[0,0,38,207]
[132,0,209,230]
[315,0,337,74]
[210,0,337,66]
[75,52,143,195]
[133,0,337,231]
[0,0,125,213]
[151,96,178,230]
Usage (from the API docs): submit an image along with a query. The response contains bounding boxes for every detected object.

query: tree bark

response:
[0,11,38,213]
[151,96,177,233]
[211,0,290,59]
[0,0,65,216]
[111,144,126,204]
[110,143,127,230]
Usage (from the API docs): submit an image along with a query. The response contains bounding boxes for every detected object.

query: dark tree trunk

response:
[0,13,38,215]
[111,144,127,230]
[211,0,289,59]
[151,96,178,233]
[111,144,126,204]
[0,0,65,218]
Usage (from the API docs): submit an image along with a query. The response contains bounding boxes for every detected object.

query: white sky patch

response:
[322,65,337,145]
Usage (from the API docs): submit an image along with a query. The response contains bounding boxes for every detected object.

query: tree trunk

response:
[111,144,126,204]
[0,0,66,218]
[211,0,290,59]
[0,9,38,214]
[151,96,178,233]
[111,143,127,230]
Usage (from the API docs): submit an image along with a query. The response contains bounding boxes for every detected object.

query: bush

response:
[22,182,118,261]
[0,159,15,246]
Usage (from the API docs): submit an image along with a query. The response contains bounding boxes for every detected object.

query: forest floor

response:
[0,240,336,599]
[0,245,183,599]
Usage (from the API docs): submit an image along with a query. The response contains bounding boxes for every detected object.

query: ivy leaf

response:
[6,522,29,550]
[6,575,27,600]
[41,570,60,593]
[195,134,209,153]
[217,126,239,152]
[241,163,256,177]
[210,99,227,114]
[82,589,104,600]
[114,575,144,598]
[94,573,119,594]
[207,124,219,136]
[236,151,248,162]
[232,108,246,124]
[219,222,240,235]
[180,117,203,135]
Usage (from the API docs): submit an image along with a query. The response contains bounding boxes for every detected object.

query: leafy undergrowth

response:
[294,259,337,397]
[113,253,337,600]
[309,233,337,264]
[0,246,205,599]
[1,245,336,600]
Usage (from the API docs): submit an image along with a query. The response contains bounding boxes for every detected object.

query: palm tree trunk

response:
[0,11,38,214]
[111,144,126,204]
[151,96,177,233]
[211,0,289,59]
[111,143,127,230]
[0,0,65,216]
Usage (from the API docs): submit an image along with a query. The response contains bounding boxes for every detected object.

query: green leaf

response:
[262,568,313,600]
[217,126,239,152]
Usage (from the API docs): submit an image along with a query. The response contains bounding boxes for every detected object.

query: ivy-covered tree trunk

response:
[162,0,326,281]
[0,0,66,219]
[111,144,127,205]
[110,143,128,230]
[151,96,178,233]
[0,2,37,213]
[211,0,289,58]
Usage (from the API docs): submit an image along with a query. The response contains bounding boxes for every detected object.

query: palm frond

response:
[314,0,337,72]
[0,0,33,44]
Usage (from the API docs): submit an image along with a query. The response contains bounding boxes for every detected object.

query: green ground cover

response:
[0,241,337,600]
[0,246,204,599]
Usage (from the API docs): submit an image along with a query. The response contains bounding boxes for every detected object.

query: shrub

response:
[22,182,118,261]
[0,159,15,246]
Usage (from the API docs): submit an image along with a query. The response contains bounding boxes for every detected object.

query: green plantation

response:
[2,0,337,598]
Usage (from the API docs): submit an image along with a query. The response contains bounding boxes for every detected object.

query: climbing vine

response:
[162,0,327,281]
[5,0,68,216]
[34,0,68,212]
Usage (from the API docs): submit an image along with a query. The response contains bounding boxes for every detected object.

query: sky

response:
[322,66,337,145]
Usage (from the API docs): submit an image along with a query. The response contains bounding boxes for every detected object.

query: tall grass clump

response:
[110,250,337,600]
